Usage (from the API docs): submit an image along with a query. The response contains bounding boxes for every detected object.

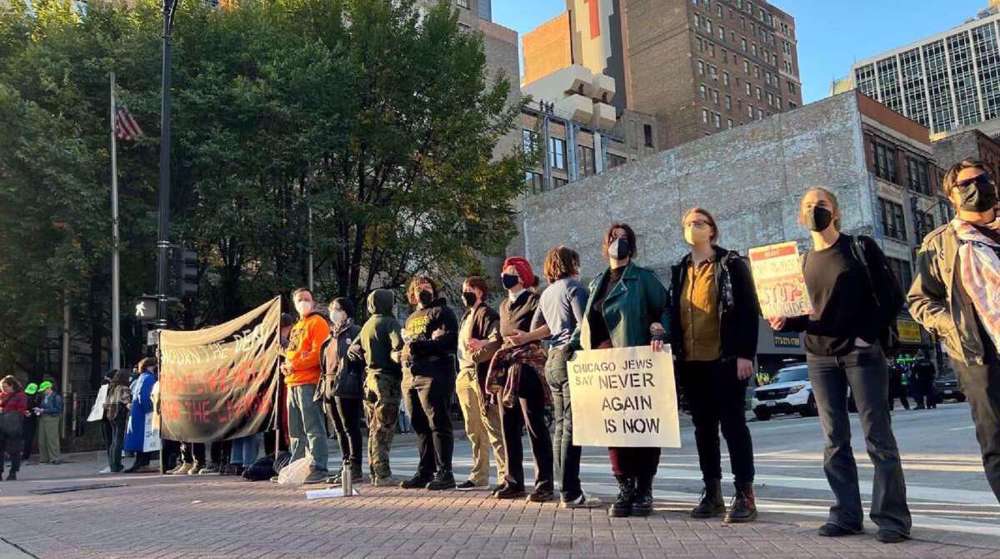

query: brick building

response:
[933,128,1000,184]
[513,90,947,365]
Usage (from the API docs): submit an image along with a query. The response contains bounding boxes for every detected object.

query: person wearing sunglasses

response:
[909,159,1000,505]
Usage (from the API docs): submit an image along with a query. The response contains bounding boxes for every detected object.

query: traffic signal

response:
[167,246,199,297]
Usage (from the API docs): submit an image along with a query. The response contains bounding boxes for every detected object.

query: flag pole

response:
[110,72,122,371]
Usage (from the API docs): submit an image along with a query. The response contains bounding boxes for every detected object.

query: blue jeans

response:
[807,343,911,535]
[546,346,582,499]
[230,434,261,466]
[287,384,329,471]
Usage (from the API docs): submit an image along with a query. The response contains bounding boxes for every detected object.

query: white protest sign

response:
[748,241,813,319]
[568,346,680,448]
[86,384,108,422]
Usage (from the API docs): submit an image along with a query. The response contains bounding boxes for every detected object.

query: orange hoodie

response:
[284,313,331,387]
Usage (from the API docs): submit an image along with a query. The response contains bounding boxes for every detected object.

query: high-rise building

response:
[847,5,1000,138]
[522,0,803,150]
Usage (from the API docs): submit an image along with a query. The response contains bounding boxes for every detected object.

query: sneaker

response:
[371,475,398,487]
[456,480,486,491]
[494,484,527,500]
[490,483,507,496]
[199,464,220,475]
[98,466,112,475]
[400,474,433,489]
[527,487,555,503]
[269,475,280,484]
[168,463,192,475]
[817,523,863,537]
[187,465,203,475]
[304,468,328,485]
[561,493,602,509]
[426,472,456,491]
[875,529,909,544]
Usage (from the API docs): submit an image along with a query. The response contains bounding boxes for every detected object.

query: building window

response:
[643,124,654,148]
[756,86,762,100]
[578,145,595,177]
[874,141,898,183]
[721,48,728,63]
[754,65,760,78]
[711,89,720,105]
[723,71,730,86]
[747,104,754,118]
[698,60,705,75]
[524,171,544,193]
[745,82,752,95]
[699,84,707,99]
[709,64,718,80]
[744,59,750,73]
[725,95,732,110]
[719,26,725,41]
[887,257,914,291]
[767,92,773,106]
[741,38,747,52]
[456,0,469,7]
[879,198,908,241]
[607,153,627,169]
[522,129,538,153]
[907,157,931,195]
[713,112,722,128]
[549,137,567,170]
[916,209,936,240]
[553,176,569,189]
[756,108,763,120]
[727,118,734,129]
[702,109,710,124]
[787,81,797,94]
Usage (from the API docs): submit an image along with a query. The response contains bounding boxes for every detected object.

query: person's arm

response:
[731,258,761,360]
[907,237,953,337]
[470,312,503,363]
[409,307,459,357]
[137,375,155,414]
[288,317,331,371]
[645,270,671,339]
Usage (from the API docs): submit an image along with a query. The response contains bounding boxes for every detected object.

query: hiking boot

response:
[691,479,726,519]
[526,487,555,503]
[304,468,329,485]
[400,474,433,489]
[632,475,654,517]
[724,484,757,524]
[609,476,635,518]
[168,463,192,475]
[494,484,527,500]
[561,492,602,509]
[426,471,457,491]
[456,480,486,491]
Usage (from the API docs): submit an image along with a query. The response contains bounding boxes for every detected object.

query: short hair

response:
[280,313,295,328]
[0,375,21,392]
[543,246,580,283]
[601,222,638,260]
[463,276,489,297]
[682,207,720,243]
[137,357,158,372]
[800,187,842,231]
[329,297,355,319]
[942,159,987,195]
[291,287,312,301]
[407,276,438,306]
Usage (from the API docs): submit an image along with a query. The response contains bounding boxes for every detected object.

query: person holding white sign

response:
[568,223,670,518]
[768,188,911,544]
[669,208,760,523]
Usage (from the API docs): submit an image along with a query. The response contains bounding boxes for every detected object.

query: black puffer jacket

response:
[403,297,459,376]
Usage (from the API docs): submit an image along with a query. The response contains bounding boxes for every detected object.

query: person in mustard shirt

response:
[284,287,331,484]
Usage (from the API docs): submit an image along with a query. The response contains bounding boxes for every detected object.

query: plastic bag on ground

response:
[277,457,311,486]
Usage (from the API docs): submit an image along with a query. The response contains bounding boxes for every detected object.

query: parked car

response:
[751,364,817,420]
[934,373,965,403]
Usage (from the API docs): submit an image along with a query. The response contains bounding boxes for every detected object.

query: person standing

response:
[669,208,759,523]
[34,379,64,465]
[487,258,554,502]
[454,276,506,491]
[888,361,910,411]
[509,246,598,508]
[911,356,937,410]
[104,369,132,473]
[568,223,670,518]
[358,289,404,486]
[283,288,331,484]
[124,359,158,473]
[319,297,365,486]
[21,382,38,461]
[399,277,459,491]
[909,159,1000,503]
[0,376,27,480]
[769,187,911,543]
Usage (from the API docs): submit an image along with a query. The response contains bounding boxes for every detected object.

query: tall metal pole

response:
[110,72,122,371]
[156,0,178,330]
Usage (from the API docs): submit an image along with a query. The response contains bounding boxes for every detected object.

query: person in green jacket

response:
[569,222,670,518]
[357,289,404,486]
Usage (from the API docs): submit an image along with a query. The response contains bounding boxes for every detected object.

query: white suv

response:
[752,364,818,420]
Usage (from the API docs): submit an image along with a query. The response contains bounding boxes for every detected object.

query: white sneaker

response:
[98,467,112,474]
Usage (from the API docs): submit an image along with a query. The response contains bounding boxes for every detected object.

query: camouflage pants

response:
[364,372,402,480]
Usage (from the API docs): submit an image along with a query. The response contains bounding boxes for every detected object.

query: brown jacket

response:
[907,222,985,366]
[457,304,502,389]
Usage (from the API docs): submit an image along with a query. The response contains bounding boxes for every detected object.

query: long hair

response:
[800,187,842,231]
[0,375,22,392]
[543,246,580,283]
[407,276,438,306]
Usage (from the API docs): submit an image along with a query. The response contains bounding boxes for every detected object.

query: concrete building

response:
[514,90,947,365]
[521,0,804,150]
[845,3,1000,138]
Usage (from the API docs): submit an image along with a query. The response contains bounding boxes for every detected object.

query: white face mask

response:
[295,300,313,317]
[330,310,347,325]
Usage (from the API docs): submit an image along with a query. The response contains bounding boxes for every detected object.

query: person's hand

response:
[736,358,754,381]
[768,317,787,331]
[505,330,528,346]
[650,322,666,352]
[466,338,487,352]
[431,327,446,340]
[347,344,364,361]
[651,339,665,352]
[854,337,872,348]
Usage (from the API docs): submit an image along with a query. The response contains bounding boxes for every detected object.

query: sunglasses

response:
[955,174,993,189]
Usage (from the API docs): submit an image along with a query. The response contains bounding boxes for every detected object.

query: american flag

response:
[115,106,144,141]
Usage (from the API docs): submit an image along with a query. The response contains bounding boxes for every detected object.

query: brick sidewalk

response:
[1,452,998,559]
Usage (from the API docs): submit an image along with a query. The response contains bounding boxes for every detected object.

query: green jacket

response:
[359,290,404,376]
[570,262,671,351]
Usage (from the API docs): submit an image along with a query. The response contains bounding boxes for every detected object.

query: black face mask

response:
[805,206,834,232]
[956,176,998,212]
[418,290,434,306]
[461,291,477,307]
[501,274,520,290]
[609,238,630,260]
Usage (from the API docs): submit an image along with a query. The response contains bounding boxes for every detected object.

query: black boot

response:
[426,470,456,491]
[691,479,726,519]
[724,483,757,523]
[350,462,363,483]
[632,474,654,517]
[609,476,635,518]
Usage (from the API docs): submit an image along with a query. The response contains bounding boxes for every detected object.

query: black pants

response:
[547,347,582,499]
[807,344,911,535]
[181,442,206,466]
[952,330,1000,504]
[0,432,21,476]
[108,412,128,472]
[329,396,363,468]
[22,416,36,460]
[404,371,455,478]
[679,359,755,486]
[501,367,554,491]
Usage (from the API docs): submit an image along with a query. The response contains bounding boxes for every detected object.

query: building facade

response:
[849,6,1000,138]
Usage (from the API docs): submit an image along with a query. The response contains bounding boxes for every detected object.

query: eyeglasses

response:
[685,220,711,228]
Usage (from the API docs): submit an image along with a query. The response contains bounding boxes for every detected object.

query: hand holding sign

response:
[749,242,813,320]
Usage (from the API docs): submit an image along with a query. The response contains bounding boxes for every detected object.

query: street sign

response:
[135,296,159,323]
[147,329,160,347]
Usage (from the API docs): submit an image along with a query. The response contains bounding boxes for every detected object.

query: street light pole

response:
[156,0,180,330]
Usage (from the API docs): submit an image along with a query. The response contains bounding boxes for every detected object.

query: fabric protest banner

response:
[158,297,281,442]
[568,346,681,448]
[748,241,814,319]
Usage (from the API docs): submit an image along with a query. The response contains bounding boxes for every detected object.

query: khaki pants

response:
[38,415,61,463]
[456,369,506,485]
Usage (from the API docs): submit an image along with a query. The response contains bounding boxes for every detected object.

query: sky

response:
[493,0,991,103]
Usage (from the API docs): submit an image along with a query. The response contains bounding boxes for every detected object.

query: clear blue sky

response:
[493,0,990,103]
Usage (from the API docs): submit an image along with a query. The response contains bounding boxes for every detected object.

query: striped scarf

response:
[953,217,1000,349]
